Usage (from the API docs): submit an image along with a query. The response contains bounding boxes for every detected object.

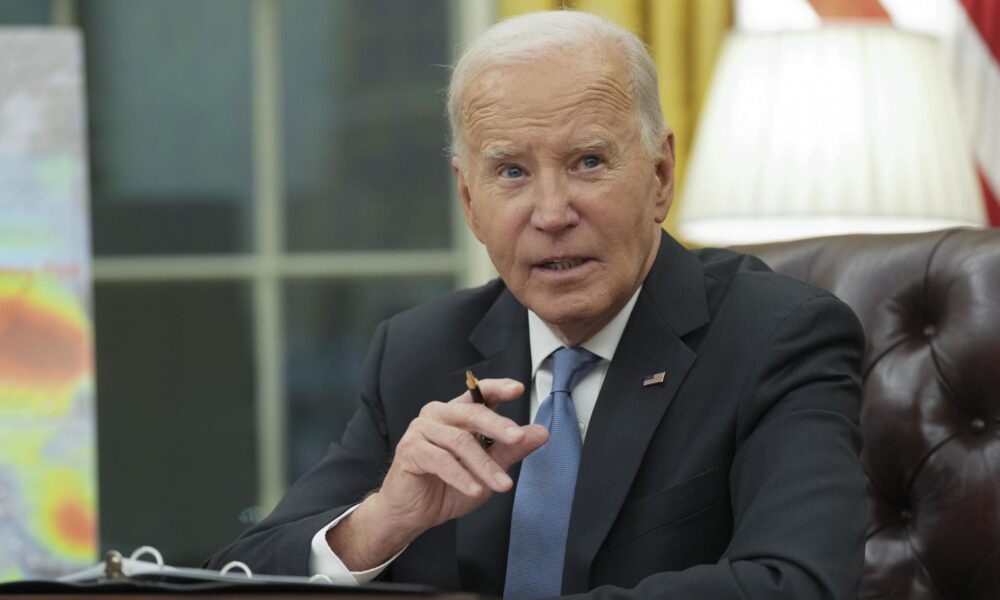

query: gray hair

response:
[447,10,667,168]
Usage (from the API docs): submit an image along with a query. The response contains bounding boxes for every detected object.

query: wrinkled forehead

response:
[460,46,635,152]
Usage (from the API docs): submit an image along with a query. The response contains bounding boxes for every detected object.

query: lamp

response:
[676,25,986,246]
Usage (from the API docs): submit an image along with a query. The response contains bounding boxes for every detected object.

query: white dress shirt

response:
[308,288,643,583]
[526,287,640,438]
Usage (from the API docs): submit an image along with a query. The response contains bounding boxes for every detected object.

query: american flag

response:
[954,0,1000,225]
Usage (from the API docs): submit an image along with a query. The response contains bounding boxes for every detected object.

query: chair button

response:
[922,325,936,337]
[899,510,913,524]
[971,418,986,433]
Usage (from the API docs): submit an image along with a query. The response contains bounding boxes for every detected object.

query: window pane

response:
[0,0,50,24]
[284,277,453,481]
[82,0,254,255]
[281,0,453,251]
[95,282,256,566]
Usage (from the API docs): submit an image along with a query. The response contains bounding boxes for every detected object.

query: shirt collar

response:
[527,286,642,378]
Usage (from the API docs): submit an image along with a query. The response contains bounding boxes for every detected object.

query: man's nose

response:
[529,172,579,231]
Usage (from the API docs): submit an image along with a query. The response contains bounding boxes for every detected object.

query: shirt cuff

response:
[308,504,406,584]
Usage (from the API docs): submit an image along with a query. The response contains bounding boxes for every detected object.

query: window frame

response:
[60,0,497,511]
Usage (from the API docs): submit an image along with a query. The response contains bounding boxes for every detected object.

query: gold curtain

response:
[495,0,731,235]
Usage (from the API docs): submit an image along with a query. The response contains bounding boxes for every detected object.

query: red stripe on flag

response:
[808,0,890,20]
[980,170,1000,227]
[958,1,999,227]
[961,0,1000,64]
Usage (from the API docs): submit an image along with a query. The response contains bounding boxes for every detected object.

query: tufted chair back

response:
[739,228,1000,600]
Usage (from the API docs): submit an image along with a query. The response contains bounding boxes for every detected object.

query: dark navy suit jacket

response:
[208,232,867,599]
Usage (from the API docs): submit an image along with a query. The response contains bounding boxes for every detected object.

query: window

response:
[0,0,493,566]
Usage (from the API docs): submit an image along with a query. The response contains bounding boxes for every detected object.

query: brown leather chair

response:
[739,228,1000,599]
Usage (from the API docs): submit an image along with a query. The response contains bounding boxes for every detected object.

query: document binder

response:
[0,545,460,596]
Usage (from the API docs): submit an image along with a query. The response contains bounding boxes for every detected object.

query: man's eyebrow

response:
[570,138,612,153]
[481,147,519,161]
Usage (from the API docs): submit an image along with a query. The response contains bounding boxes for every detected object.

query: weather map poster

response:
[0,29,97,581]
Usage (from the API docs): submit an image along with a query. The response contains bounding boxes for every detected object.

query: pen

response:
[465,370,494,448]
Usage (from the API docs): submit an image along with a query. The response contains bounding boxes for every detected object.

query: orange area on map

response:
[0,294,89,386]
[52,498,97,552]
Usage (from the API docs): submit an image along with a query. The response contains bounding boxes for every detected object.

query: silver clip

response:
[102,550,126,580]
[129,545,165,568]
[220,560,253,578]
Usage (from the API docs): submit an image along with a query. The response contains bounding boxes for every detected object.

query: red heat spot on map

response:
[53,498,96,549]
[0,296,89,386]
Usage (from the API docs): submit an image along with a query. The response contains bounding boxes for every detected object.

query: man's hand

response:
[327,378,548,570]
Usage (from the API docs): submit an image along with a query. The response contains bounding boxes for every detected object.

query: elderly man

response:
[209,10,866,599]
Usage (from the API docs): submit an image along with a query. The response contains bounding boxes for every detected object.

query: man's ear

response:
[652,130,676,224]
[452,156,484,242]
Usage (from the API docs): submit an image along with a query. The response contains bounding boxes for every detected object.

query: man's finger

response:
[424,399,526,445]
[489,424,549,470]
[408,438,484,497]
[418,419,514,492]
[455,378,524,408]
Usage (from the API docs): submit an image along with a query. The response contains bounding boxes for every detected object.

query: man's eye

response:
[499,165,525,179]
[578,155,603,170]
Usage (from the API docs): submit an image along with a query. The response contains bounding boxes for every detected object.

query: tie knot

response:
[550,346,600,394]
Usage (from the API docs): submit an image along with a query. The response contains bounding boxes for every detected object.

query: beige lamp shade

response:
[677,25,986,246]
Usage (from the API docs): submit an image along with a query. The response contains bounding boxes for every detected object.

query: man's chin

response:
[529,300,609,344]
[526,293,595,324]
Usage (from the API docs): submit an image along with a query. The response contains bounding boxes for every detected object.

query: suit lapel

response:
[455,289,531,596]
[562,233,710,594]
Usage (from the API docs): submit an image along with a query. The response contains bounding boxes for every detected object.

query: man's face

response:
[454,44,675,345]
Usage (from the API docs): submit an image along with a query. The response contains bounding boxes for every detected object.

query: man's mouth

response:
[539,258,588,271]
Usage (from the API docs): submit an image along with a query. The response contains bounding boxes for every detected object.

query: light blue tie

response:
[504,347,601,600]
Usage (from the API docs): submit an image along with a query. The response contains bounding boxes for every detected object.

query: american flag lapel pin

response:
[643,371,667,386]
